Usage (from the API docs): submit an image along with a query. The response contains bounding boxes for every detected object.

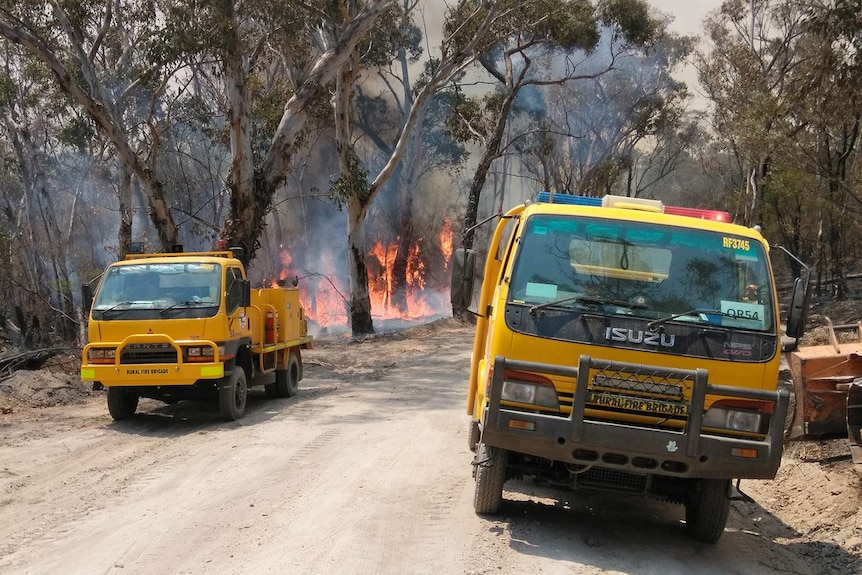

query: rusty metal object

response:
[785,318,862,463]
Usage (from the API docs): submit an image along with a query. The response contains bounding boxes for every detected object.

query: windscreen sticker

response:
[722,237,750,251]
[526,282,557,298]
[720,300,765,330]
[722,236,759,261]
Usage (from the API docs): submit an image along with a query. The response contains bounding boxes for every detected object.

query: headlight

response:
[501,380,560,409]
[702,407,762,432]
[185,345,225,360]
[88,348,116,361]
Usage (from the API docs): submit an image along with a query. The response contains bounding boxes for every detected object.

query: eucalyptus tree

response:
[0,0,184,252]
[802,0,862,296]
[697,1,812,226]
[351,1,467,316]
[515,32,692,200]
[0,0,397,268]
[329,0,662,333]
[697,0,862,294]
[327,0,502,334]
[443,0,663,254]
[207,0,398,267]
[0,32,111,343]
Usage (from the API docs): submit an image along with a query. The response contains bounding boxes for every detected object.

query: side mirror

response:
[450,248,476,310]
[82,283,94,313]
[239,279,251,308]
[785,276,810,339]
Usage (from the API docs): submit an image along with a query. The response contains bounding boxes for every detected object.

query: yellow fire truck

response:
[81,248,312,421]
[451,193,809,543]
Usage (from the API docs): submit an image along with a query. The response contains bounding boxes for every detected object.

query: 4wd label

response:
[125,368,169,375]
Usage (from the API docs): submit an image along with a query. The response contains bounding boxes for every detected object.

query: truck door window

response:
[225,267,244,314]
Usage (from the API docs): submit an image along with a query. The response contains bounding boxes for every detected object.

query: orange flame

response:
[277,233,450,332]
[440,217,454,269]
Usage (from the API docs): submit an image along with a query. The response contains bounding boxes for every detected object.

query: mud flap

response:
[847,380,862,464]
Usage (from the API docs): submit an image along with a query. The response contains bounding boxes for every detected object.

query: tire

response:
[467,418,480,453]
[107,387,138,420]
[473,442,507,514]
[276,350,300,397]
[219,368,248,421]
[685,478,731,543]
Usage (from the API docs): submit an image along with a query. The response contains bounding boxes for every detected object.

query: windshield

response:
[508,214,774,333]
[92,262,222,320]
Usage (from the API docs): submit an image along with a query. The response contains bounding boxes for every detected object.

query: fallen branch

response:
[0,347,70,378]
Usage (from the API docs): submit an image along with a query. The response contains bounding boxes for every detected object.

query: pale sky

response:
[647,0,724,108]
[648,1,722,36]
[422,1,723,39]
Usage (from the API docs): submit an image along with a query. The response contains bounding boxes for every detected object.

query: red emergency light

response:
[664,205,732,222]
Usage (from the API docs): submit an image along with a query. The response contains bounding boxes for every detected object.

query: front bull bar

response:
[481,355,790,480]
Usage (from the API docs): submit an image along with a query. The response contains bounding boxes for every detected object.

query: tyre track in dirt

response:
[0,418,184,562]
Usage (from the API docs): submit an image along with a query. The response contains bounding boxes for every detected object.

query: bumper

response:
[482,355,789,480]
[81,336,225,387]
[81,362,224,387]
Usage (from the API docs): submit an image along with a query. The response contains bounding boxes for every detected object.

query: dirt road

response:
[1,319,860,574]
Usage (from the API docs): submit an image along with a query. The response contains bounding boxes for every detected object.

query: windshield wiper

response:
[647,309,734,332]
[529,295,646,316]
[159,300,209,315]
[97,301,135,317]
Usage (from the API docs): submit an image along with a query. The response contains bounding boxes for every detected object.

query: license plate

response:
[588,391,688,416]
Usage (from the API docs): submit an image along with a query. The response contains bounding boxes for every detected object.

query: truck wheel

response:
[685,478,731,543]
[276,350,300,397]
[473,442,507,514]
[219,368,248,421]
[107,387,138,420]
[467,419,480,452]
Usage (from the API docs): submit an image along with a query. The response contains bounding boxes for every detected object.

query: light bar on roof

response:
[533,191,732,223]
[534,191,601,206]
[664,205,733,222]
[602,195,663,212]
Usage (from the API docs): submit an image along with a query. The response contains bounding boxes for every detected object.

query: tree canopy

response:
[0,0,859,342]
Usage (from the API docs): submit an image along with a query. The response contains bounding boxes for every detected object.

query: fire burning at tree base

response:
[274,218,455,334]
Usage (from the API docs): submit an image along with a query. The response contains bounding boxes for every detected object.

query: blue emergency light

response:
[534,191,601,206]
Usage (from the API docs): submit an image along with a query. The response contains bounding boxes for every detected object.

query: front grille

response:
[556,366,693,418]
[583,365,691,419]
[590,367,689,400]
[576,467,647,492]
[120,343,177,364]
[592,372,684,400]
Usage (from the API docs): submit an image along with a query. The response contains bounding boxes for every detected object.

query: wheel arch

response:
[234,341,253,381]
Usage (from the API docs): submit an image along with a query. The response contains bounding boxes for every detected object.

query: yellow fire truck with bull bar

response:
[451,192,810,543]
[81,247,312,421]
